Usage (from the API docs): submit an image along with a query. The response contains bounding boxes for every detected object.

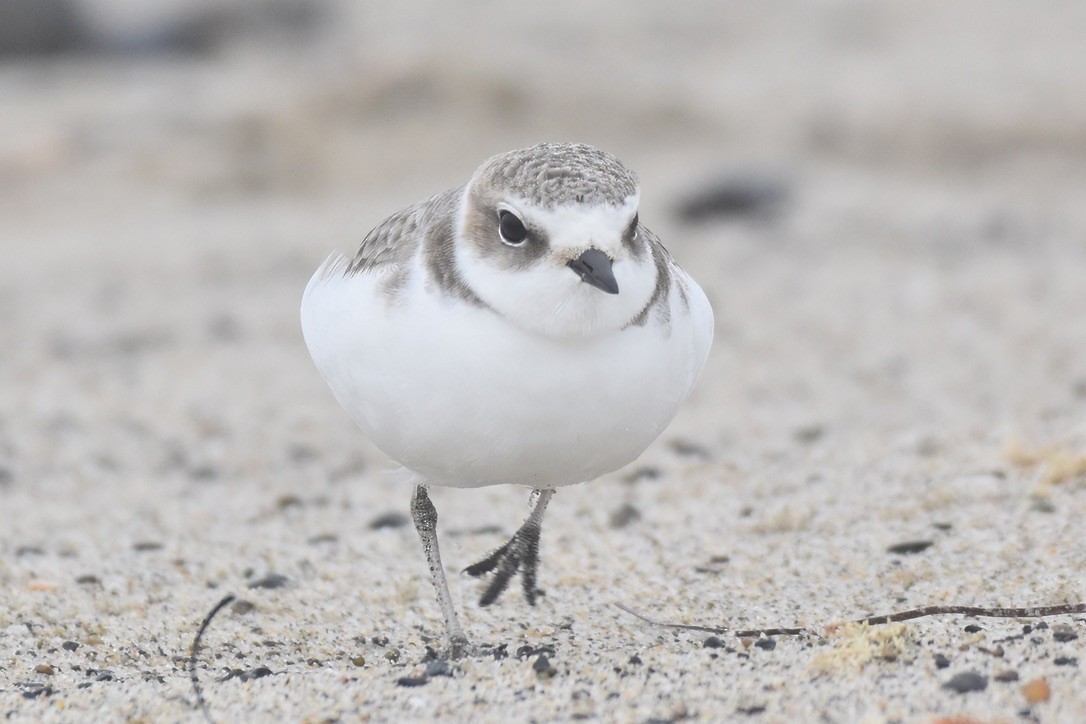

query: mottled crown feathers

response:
[470,143,639,209]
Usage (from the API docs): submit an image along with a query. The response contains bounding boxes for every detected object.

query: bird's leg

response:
[464,488,554,607]
[410,485,469,657]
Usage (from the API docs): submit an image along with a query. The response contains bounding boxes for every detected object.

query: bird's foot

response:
[463,517,544,606]
[439,633,472,660]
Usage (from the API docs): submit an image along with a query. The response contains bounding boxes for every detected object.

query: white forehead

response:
[510,193,639,255]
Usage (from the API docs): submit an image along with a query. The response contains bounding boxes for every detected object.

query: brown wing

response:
[347,187,462,275]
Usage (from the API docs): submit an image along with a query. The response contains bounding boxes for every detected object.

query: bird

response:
[300,142,713,656]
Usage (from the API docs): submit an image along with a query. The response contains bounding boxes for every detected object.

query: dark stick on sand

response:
[616,601,1086,638]
[189,594,237,724]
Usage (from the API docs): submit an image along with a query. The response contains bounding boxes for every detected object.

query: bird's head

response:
[455,143,657,337]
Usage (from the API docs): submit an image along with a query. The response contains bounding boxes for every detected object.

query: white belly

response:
[301,260,711,488]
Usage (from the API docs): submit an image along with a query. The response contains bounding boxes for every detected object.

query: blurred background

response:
[4,0,1085,485]
[2,0,1086,718]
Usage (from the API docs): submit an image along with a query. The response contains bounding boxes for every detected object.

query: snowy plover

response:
[301,143,713,654]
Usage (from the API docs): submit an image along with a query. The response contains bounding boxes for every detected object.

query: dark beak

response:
[567,248,619,295]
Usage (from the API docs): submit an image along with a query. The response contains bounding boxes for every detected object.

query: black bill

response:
[567,248,619,295]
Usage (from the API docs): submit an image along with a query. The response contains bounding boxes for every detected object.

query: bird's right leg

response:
[410,484,469,658]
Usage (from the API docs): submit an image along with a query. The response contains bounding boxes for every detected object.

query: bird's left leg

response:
[463,488,554,607]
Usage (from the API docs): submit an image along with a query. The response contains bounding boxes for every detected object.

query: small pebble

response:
[84,635,103,646]
[396,676,428,687]
[384,649,400,663]
[625,467,661,483]
[62,641,80,652]
[424,659,452,678]
[1030,497,1056,513]
[351,656,365,667]
[20,684,52,699]
[533,654,557,678]
[231,600,256,615]
[942,671,988,693]
[673,173,789,223]
[248,573,288,589]
[669,438,711,459]
[994,670,1019,682]
[933,653,950,669]
[239,667,272,682]
[694,555,731,574]
[609,502,642,529]
[287,443,317,462]
[793,425,824,444]
[76,574,101,585]
[886,540,934,555]
[34,664,54,676]
[132,542,163,552]
[516,644,535,659]
[754,638,776,651]
[189,465,219,481]
[368,512,409,530]
[208,314,242,342]
[913,436,941,456]
[1052,624,1078,642]
[736,705,766,716]
[628,655,642,665]
[963,624,983,633]
[1021,677,1051,703]
[276,495,304,509]
[703,636,725,649]
[1053,656,1077,666]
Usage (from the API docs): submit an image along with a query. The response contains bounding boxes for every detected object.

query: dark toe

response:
[463,540,510,577]
[467,524,545,607]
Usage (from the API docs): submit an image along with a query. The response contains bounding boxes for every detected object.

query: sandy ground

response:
[2,1,1086,721]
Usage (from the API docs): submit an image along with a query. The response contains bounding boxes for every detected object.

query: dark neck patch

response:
[626,228,672,328]
[421,191,487,308]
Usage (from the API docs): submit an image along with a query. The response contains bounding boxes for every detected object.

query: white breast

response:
[301,254,713,489]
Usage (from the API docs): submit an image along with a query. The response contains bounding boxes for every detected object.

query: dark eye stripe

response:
[498,210,528,245]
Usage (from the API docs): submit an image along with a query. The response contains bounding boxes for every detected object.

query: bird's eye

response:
[498,210,528,246]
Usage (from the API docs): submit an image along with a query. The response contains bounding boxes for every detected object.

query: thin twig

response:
[615,601,1086,638]
[614,604,805,637]
[189,594,236,724]
[855,602,1086,626]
